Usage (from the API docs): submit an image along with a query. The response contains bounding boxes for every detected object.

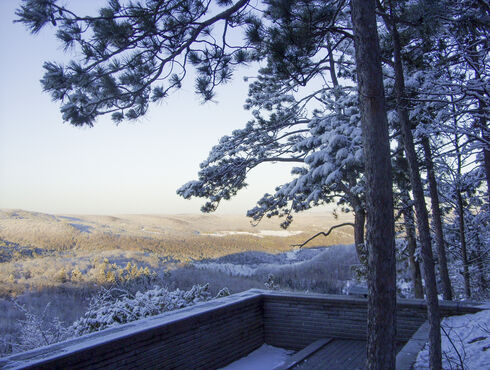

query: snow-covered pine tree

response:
[447,0,489,202]
[178,60,368,261]
[432,105,488,299]
[17,0,399,366]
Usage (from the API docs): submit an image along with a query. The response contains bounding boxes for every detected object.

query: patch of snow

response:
[220,344,294,370]
[194,257,316,277]
[194,262,257,277]
[259,230,303,237]
[201,230,303,238]
[285,248,299,261]
[414,309,490,369]
[397,280,412,298]
[141,227,163,235]
[201,231,262,238]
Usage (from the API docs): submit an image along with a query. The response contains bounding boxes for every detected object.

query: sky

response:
[0,0,301,215]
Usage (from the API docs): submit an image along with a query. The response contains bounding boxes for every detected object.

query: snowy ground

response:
[192,245,356,278]
[220,344,294,370]
[414,309,490,369]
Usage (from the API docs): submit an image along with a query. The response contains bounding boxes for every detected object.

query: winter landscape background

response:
[1,207,486,365]
[0,208,359,355]
[1,0,489,367]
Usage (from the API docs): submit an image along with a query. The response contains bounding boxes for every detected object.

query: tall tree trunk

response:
[401,191,424,299]
[395,139,423,299]
[478,100,490,204]
[421,136,453,300]
[474,240,488,293]
[456,190,471,298]
[354,208,367,266]
[351,1,396,368]
[391,20,442,370]
[453,128,472,298]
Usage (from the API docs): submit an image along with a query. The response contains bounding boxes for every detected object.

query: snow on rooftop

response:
[220,344,294,370]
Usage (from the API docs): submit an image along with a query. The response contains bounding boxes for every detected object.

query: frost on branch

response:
[13,301,69,353]
[178,71,365,229]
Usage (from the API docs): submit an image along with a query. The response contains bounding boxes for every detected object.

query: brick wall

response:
[1,289,483,369]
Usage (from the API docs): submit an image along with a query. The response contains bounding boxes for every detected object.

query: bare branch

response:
[291,222,354,248]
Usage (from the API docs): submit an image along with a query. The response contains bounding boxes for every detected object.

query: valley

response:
[0,209,354,296]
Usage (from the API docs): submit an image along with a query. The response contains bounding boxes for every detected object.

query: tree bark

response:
[453,129,472,298]
[350,1,396,369]
[395,140,423,299]
[354,209,367,266]
[456,189,471,298]
[478,100,490,204]
[391,20,442,370]
[421,136,453,300]
[342,182,367,266]
[474,239,488,294]
[401,191,424,299]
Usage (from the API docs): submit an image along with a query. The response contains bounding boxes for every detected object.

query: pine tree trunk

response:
[401,191,424,299]
[479,100,490,204]
[350,1,396,368]
[474,241,488,293]
[456,190,471,298]
[391,21,442,370]
[453,130,472,299]
[354,209,367,266]
[421,136,453,300]
[395,140,423,299]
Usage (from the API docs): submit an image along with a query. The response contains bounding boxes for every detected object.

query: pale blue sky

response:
[0,0,300,215]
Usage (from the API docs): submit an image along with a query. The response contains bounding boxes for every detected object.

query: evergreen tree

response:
[376,2,442,366]
[16,0,443,366]
[178,60,368,260]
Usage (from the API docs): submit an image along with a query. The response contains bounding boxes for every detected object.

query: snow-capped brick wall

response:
[0,291,264,369]
[262,291,483,351]
[1,290,483,369]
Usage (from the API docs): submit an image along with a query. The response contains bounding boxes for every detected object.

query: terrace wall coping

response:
[1,289,485,369]
[0,290,261,369]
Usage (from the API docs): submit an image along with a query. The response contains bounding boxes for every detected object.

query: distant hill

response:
[0,209,354,256]
[0,209,354,295]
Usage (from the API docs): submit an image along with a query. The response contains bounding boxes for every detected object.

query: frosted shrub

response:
[70,284,211,336]
[264,274,279,290]
[13,302,69,353]
[3,283,229,356]
[215,287,231,298]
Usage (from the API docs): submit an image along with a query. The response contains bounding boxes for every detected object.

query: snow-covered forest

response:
[4,0,489,368]
[0,240,357,354]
